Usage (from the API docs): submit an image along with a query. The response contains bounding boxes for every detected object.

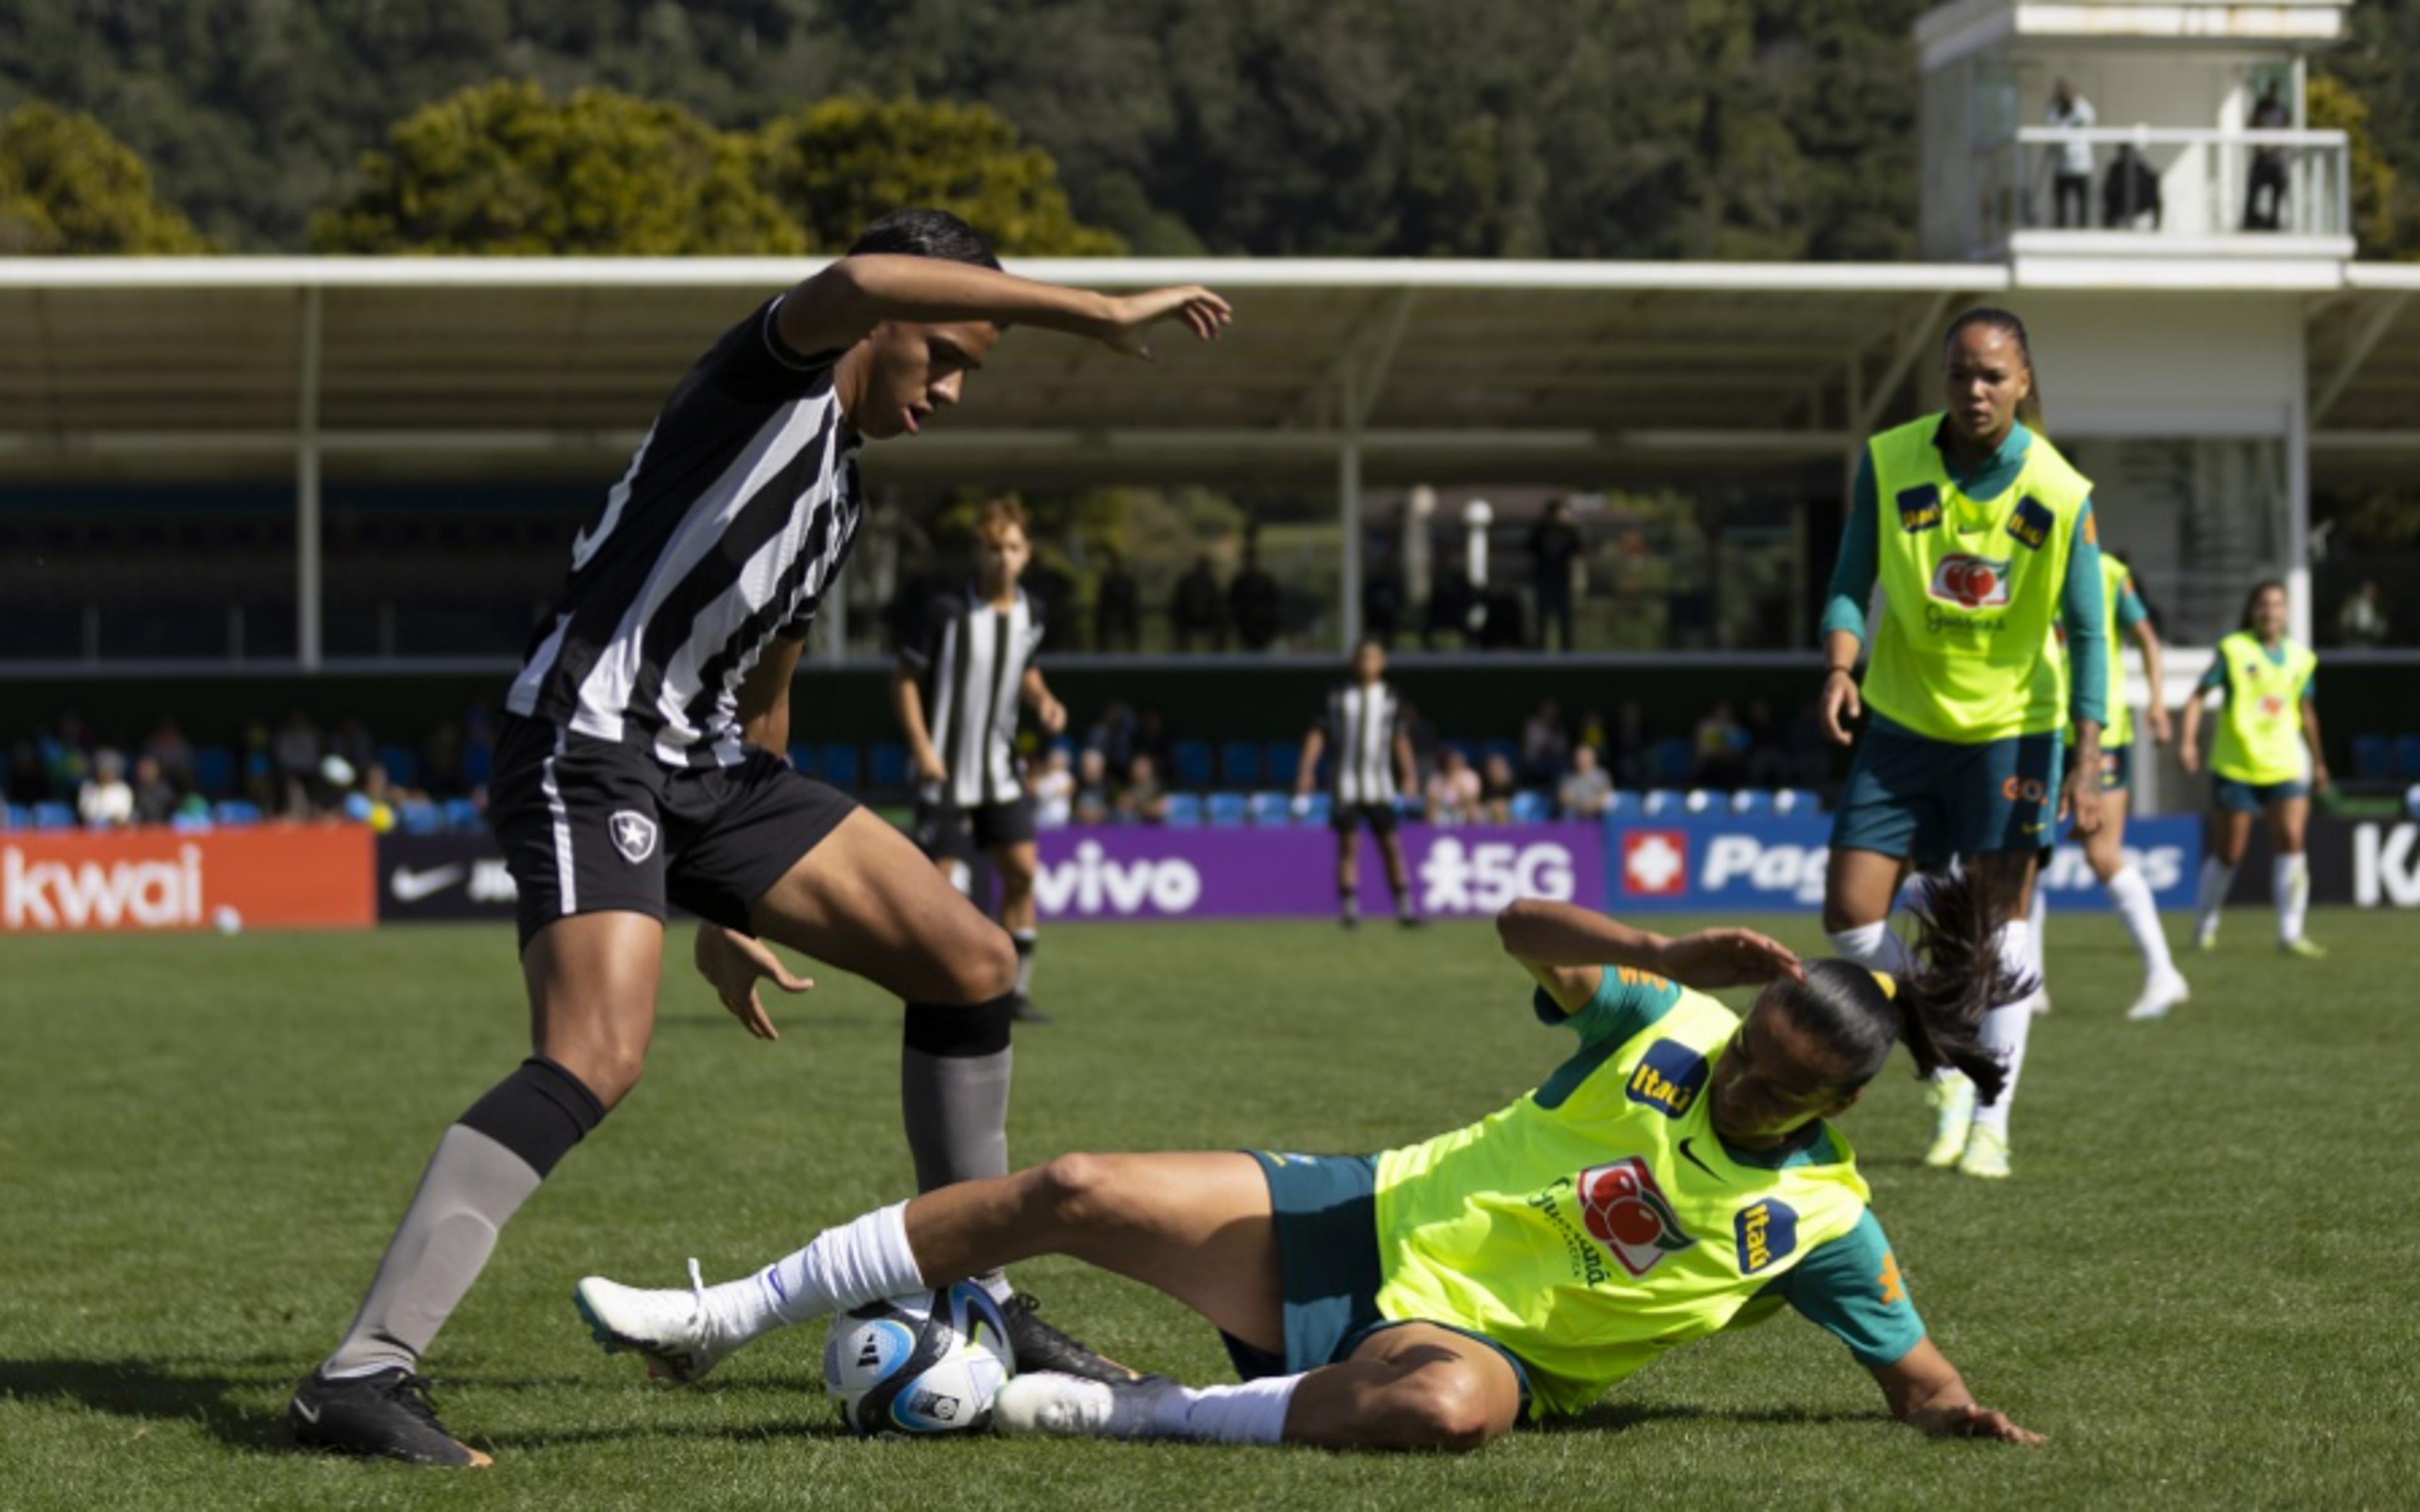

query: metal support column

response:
[296,285,325,670]
[2286,385,2312,648]
[1339,365,1364,651]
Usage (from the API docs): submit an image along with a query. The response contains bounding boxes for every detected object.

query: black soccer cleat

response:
[1001,1293,1141,1385]
[1397,914,1426,929]
[287,1367,492,1467]
[1009,994,1054,1026]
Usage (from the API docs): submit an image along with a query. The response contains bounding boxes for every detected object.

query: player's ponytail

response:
[1783,866,2020,1103]
[1889,868,2026,1102]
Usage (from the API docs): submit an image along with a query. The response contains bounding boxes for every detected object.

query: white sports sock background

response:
[2103,864,2175,980]
[1973,919,2037,1138]
[2193,858,2235,938]
[2273,854,2307,944]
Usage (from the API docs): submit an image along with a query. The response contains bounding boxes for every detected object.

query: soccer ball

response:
[822,1283,1013,1437]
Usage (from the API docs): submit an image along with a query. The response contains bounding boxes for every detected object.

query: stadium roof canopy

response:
[0,256,2034,491]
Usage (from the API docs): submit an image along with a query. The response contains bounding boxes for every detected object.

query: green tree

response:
[0,103,204,253]
[2309,74,2407,260]
[312,80,806,255]
[755,96,1122,255]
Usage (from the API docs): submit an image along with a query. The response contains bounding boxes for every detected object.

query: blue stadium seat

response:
[210,800,262,827]
[1219,740,1262,788]
[1510,790,1553,823]
[1171,740,1214,790]
[31,801,76,830]
[1641,789,1686,816]
[1162,793,1202,828]
[3,804,27,830]
[1265,742,1304,789]
[1248,791,1292,826]
[192,746,236,796]
[2353,735,2394,781]
[2397,736,2420,781]
[1207,791,1250,828]
[1604,788,1637,814]
[170,812,214,833]
[398,799,444,835]
[376,745,422,788]
[461,743,493,787]
[442,797,482,831]
[1731,789,1774,814]
[819,743,860,790]
[869,742,909,791]
[788,745,819,779]
[1778,788,1824,815]
[1302,793,1334,826]
[1648,738,1693,784]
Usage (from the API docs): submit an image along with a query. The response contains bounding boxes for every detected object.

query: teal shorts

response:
[2213,775,2308,812]
[2095,743,2133,793]
[1831,715,2063,865]
[1223,1150,1535,1418]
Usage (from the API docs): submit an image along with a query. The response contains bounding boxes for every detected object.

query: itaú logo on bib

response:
[1929,554,2013,609]
[1576,1158,1697,1277]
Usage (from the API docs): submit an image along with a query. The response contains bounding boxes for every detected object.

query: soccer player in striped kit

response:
[286,209,1230,1466]
[894,496,1066,1022]
[1294,638,1422,928]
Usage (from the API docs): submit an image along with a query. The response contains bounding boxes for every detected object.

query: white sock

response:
[2273,854,2307,944]
[2193,859,2235,939]
[1826,920,1914,976]
[2102,864,2175,981]
[1147,1375,1300,1444]
[703,1201,924,1344]
[2027,885,2049,989]
[1973,920,2037,1138]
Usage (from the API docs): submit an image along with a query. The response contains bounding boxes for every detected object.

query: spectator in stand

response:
[1478,752,1518,825]
[1528,497,1584,651]
[1576,707,1608,755]
[2046,79,2095,229]
[1132,708,1173,775]
[1085,701,1138,777]
[79,748,135,828]
[143,718,196,794]
[1172,555,1226,652]
[1744,698,1794,788]
[1520,699,1570,786]
[1693,700,1750,789]
[1425,747,1482,825]
[1073,748,1113,827]
[1230,541,1282,651]
[1609,700,1651,790]
[1031,747,1075,830]
[2245,79,2290,231]
[1093,549,1140,653]
[272,710,321,817]
[1363,555,1405,648]
[424,719,465,795]
[1119,753,1170,824]
[131,754,180,824]
[1422,551,1475,650]
[241,719,277,810]
[2338,580,2388,648]
[1558,743,1615,818]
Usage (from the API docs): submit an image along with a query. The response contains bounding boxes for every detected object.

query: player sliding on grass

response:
[287,209,1230,1467]
[577,871,2042,1452]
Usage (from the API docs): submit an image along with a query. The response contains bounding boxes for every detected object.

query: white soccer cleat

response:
[992,1372,1177,1440]
[574,1259,742,1385]
[2124,971,2189,1022]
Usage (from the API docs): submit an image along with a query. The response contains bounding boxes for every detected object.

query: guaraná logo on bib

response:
[1928,554,2012,609]
[1576,1158,1697,1277]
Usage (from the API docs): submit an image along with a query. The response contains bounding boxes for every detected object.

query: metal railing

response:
[1974,127,2351,249]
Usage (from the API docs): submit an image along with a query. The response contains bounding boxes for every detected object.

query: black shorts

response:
[1329,801,1400,837]
[913,794,1038,856]
[489,716,857,949]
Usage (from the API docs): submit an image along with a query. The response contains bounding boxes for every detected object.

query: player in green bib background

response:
[575,874,2044,1453]
[2179,579,2329,958]
[2035,551,2188,1021]
[1814,307,2106,1183]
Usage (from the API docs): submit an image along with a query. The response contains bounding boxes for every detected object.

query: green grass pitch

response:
[2,908,2414,1509]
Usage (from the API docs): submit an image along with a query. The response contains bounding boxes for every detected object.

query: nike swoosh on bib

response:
[1678,1138,1724,1182]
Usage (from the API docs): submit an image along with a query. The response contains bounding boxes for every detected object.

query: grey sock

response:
[321,1125,543,1377]
[1011,930,1037,1000]
[901,997,1016,1294]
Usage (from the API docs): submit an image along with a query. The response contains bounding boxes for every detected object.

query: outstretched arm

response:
[1869,1337,2045,1446]
[1496,900,1802,1012]
[2131,619,2172,745]
[2301,687,2330,793]
[776,255,1230,363]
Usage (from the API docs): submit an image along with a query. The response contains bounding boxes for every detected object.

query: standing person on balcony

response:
[2245,80,2291,231]
[1813,307,2109,1183]
[2046,80,2097,229]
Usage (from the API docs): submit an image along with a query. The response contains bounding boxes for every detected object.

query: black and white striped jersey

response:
[507,297,863,769]
[1322,681,1402,805]
[902,583,1047,809]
